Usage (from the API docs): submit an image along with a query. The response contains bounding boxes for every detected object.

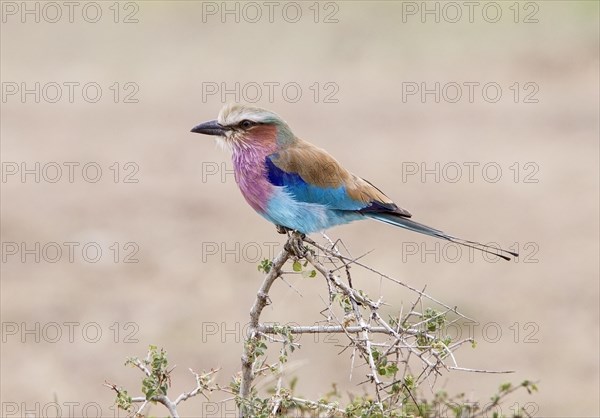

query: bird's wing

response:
[265,140,411,217]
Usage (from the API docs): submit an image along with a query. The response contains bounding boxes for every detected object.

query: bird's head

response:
[191,104,294,150]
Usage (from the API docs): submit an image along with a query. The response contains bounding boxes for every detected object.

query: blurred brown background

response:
[1,1,598,416]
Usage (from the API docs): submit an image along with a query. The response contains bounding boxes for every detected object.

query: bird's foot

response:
[284,230,307,258]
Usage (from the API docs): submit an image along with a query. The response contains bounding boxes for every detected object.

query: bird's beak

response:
[190,119,227,136]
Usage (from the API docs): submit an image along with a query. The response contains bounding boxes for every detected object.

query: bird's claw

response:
[284,231,307,258]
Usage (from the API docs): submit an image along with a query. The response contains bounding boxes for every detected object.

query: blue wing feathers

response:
[265,156,365,211]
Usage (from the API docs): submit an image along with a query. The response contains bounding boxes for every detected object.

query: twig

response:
[448,366,515,373]
[239,239,292,416]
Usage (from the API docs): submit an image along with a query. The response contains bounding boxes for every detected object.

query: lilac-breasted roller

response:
[191,104,517,260]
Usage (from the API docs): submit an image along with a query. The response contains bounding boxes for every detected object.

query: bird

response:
[191,104,518,261]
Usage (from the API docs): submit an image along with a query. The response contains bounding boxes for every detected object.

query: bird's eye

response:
[240,120,254,129]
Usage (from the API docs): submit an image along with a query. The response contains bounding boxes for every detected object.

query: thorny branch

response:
[237,232,514,417]
[238,243,291,416]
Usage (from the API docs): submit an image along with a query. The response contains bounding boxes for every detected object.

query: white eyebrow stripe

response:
[217,104,280,126]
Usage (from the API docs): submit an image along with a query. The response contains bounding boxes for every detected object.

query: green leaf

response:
[292,260,302,272]
[387,363,399,375]
[257,259,272,273]
[301,269,317,278]
[145,388,155,399]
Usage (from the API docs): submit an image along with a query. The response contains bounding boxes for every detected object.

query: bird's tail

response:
[365,213,518,261]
